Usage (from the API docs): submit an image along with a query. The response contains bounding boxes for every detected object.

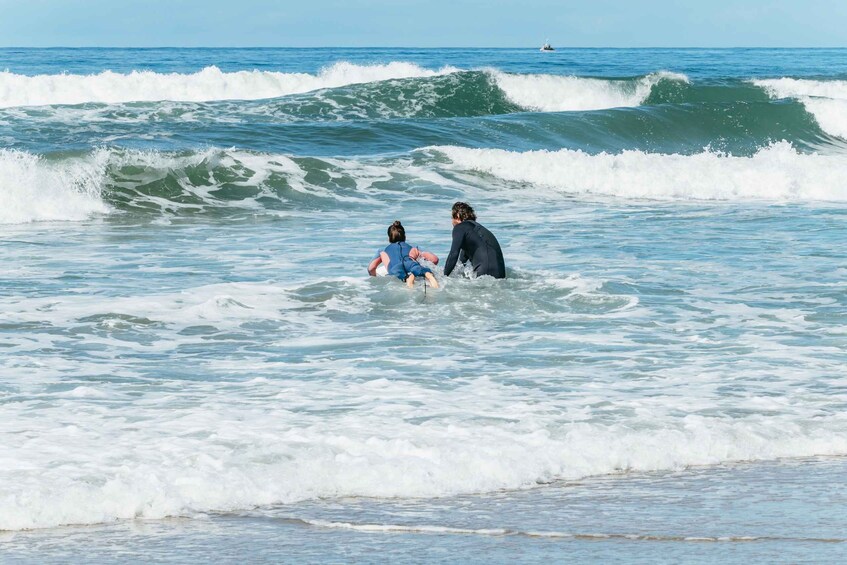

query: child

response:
[368,221,440,288]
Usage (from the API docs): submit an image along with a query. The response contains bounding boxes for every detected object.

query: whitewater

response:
[1,48,846,564]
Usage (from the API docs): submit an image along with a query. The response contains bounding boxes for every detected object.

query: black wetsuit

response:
[443,220,506,279]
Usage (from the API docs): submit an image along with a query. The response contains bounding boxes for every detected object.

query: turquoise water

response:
[1,48,846,562]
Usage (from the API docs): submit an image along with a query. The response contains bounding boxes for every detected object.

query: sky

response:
[1,0,846,48]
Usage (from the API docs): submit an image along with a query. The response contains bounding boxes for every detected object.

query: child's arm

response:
[380,251,391,271]
[367,255,382,276]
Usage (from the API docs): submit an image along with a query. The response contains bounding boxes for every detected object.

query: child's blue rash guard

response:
[384,242,431,281]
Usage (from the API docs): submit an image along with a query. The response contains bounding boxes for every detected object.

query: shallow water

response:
[3,458,846,563]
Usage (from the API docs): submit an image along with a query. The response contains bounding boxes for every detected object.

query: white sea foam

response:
[798,98,847,138]
[0,62,458,108]
[304,520,510,535]
[1,371,845,531]
[0,149,110,224]
[298,520,799,542]
[431,141,847,201]
[754,78,847,101]
[489,71,688,112]
[754,78,847,138]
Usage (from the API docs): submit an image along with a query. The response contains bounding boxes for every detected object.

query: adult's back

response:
[443,202,506,279]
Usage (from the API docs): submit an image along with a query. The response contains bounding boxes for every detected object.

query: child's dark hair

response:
[451,201,476,222]
[387,220,406,243]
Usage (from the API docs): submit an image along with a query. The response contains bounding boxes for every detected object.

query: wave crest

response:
[0,64,689,117]
[0,62,458,108]
[754,78,847,139]
[7,140,847,227]
[490,71,689,112]
[431,142,847,201]
[0,149,109,224]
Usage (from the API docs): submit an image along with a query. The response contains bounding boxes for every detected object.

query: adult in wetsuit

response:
[443,202,506,279]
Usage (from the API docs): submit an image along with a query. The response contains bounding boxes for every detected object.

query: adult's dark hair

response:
[387,220,406,243]
[452,201,476,222]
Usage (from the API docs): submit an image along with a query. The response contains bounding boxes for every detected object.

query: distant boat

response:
[540,40,554,52]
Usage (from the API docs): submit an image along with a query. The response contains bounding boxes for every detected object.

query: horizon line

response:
[2,45,846,50]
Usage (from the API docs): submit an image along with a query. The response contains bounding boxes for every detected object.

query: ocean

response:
[1,48,846,563]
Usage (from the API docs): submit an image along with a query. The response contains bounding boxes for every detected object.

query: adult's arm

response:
[418,249,439,264]
[443,224,466,276]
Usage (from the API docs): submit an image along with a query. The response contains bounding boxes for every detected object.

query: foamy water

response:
[3,197,845,532]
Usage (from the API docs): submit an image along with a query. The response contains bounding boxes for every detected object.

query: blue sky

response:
[1,0,845,47]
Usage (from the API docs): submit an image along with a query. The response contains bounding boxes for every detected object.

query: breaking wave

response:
[489,70,689,112]
[0,149,109,224]
[754,78,847,139]
[431,141,847,201]
[0,62,458,108]
[6,141,847,225]
[0,64,689,117]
